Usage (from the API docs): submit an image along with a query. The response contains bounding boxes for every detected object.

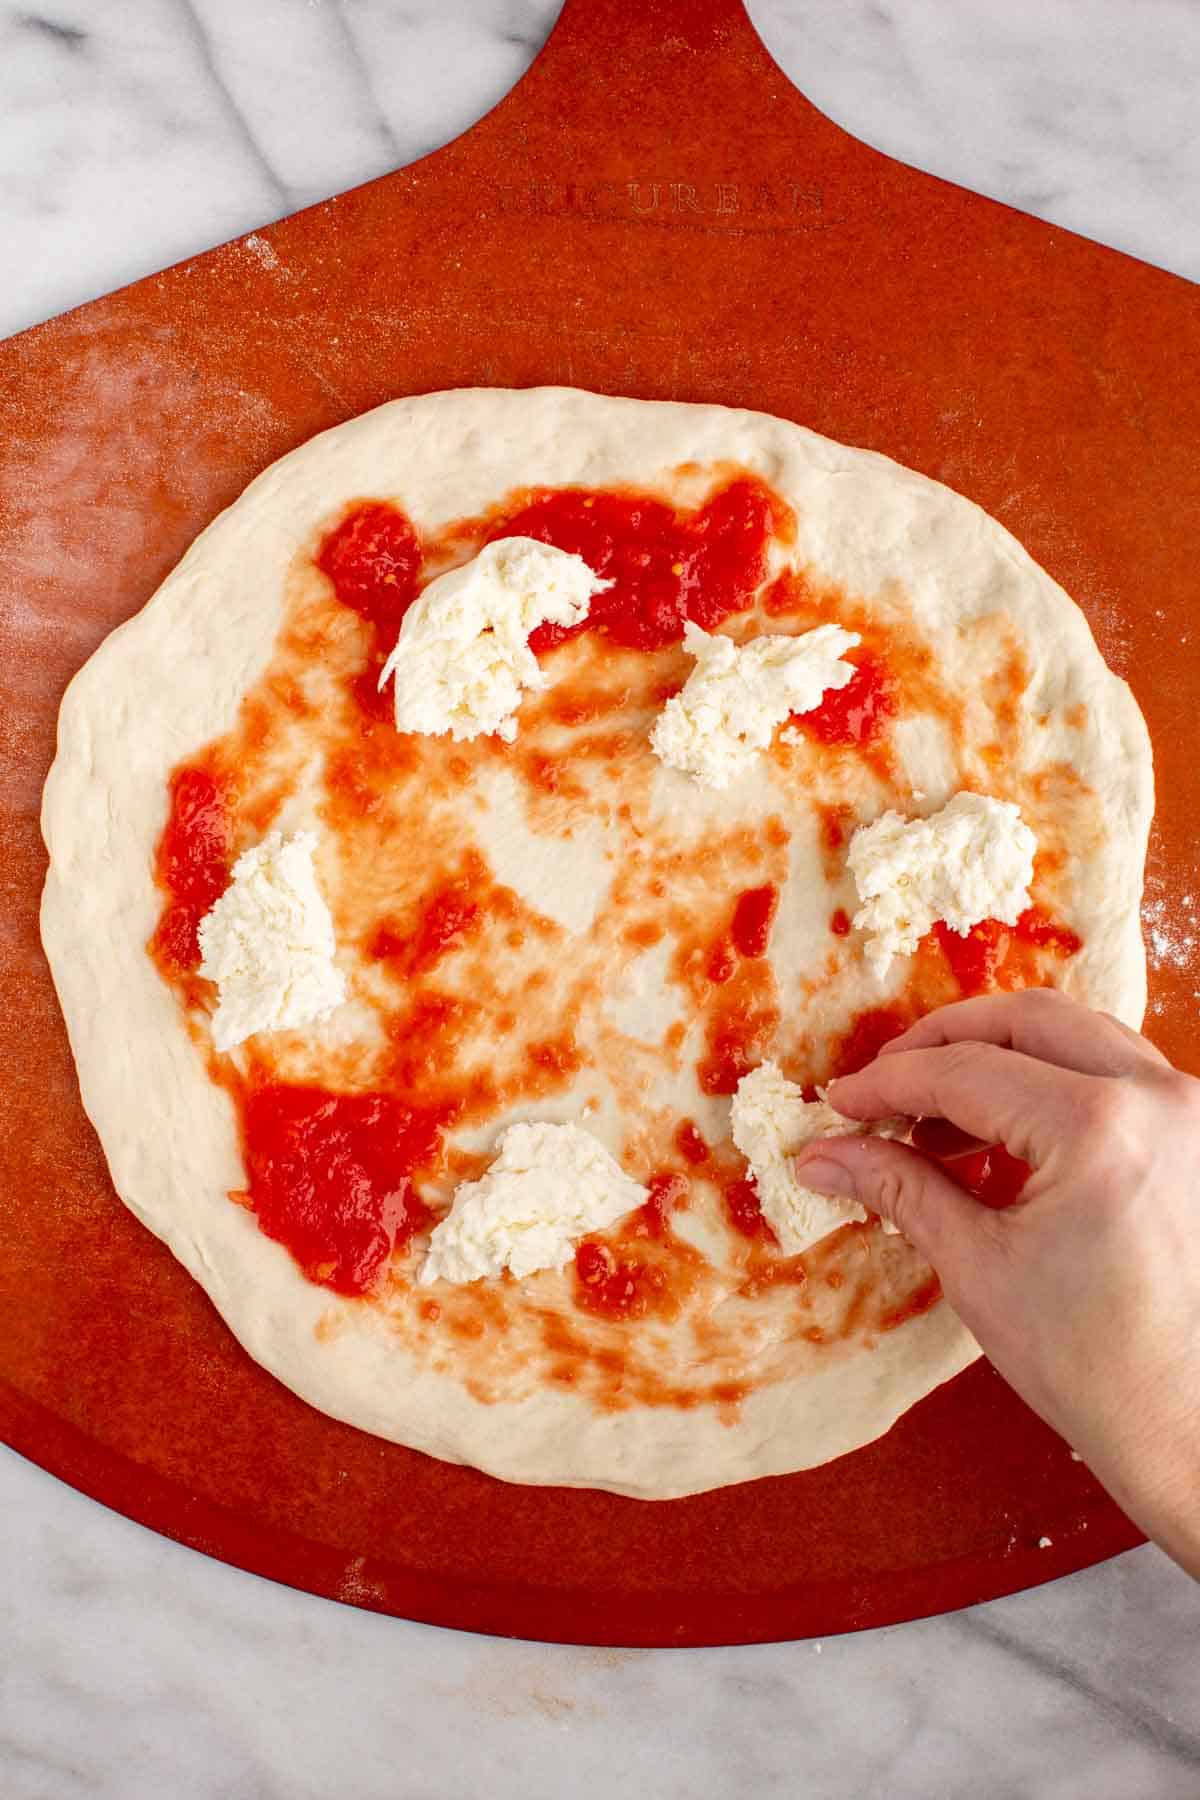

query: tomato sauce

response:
[795,652,895,746]
[705,882,780,987]
[149,765,233,979]
[931,918,1009,996]
[931,906,1081,998]
[731,883,779,958]
[878,1273,943,1333]
[1015,905,1082,956]
[814,803,856,884]
[384,989,486,1095]
[572,1237,672,1322]
[706,937,737,984]
[240,1083,445,1296]
[569,1168,704,1324]
[315,501,423,628]
[366,854,496,978]
[910,1117,1032,1210]
[638,1172,689,1237]
[349,648,396,728]
[829,1005,912,1079]
[675,1120,709,1165]
[698,994,780,1095]
[722,1176,775,1244]
[946,1143,1031,1208]
[485,476,786,653]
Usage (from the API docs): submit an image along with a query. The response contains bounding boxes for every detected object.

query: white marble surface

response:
[2,2,1199,1794]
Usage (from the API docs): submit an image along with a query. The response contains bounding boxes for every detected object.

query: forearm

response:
[1073,1408,1200,1582]
[987,1335,1200,1582]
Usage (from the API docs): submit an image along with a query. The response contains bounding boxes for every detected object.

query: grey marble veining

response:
[2,3,1198,1795]
[751,0,1200,284]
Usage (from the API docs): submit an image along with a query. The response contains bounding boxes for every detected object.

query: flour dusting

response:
[1141,876,1199,974]
[243,232,281,272]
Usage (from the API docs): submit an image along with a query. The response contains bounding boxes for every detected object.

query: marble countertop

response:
[2,3,1198,1794]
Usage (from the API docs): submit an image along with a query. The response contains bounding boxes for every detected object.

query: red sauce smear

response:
[367,858,495,978]
[573,1240,671,1321]
[707,938,737,984]
[910,1117,979,1161]
[829,1005,911,1080]
[349,647,397,728]
[707,883,780,984]
[830,907,851,937]
[240,1083,445,1295]
[572,1172,698,1320]
[692,889,782,1097]
[731,884,779,958]
[722,1176,776,1243]
[487,476,784,653]
[638,1172,689,1237]
[1015,905,1083,956]
[814,802,858,884]
[817,803,854,852]
[933,907,1082,998]
[878,1272,943,1332]
[675,1120,709,1165]
[149,766,233,977]
[698,995,779,1096]
[316,501,423,628]
[932,919,1009,996]
[386,989,486,1094]
[369,886,481,975]
[795,652,896,745]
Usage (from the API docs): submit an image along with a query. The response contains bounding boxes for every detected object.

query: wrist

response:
[1076,1398,1200,1580]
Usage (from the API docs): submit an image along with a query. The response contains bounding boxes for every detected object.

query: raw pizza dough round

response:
[41,388,1153,1498]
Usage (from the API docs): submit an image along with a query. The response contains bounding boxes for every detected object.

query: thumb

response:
[794,1137,991,1286]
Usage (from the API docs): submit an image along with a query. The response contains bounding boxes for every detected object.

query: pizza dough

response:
[40,388,1154,1498]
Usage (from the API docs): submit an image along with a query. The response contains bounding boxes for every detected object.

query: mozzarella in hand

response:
[847,791,1037,980]
[650,620,860,790]
[731,1062,906,1254]
[420,1121,647,1285]
[197,831,346,1052]
[378,538,612,742]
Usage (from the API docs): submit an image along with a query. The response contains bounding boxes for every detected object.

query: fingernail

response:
[794,1155,857,1201]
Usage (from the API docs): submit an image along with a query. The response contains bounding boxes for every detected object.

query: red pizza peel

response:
[1,0,1196,1644]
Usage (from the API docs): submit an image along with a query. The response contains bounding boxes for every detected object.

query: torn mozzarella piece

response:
[420,1121,647,1285]
[731,1061,907,1253]
[378,537,611,742]
[847,791,1036,980]
[650,620,860,790]
[197,831,345,1052]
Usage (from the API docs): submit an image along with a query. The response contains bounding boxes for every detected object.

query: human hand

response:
[794,989,1200,1579]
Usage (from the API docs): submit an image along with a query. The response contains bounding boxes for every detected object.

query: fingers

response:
[1095,1010,1172,1065]
[794,1136,989,1284]
[827,1040,1093,1167]
[874,989,1161,1078]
